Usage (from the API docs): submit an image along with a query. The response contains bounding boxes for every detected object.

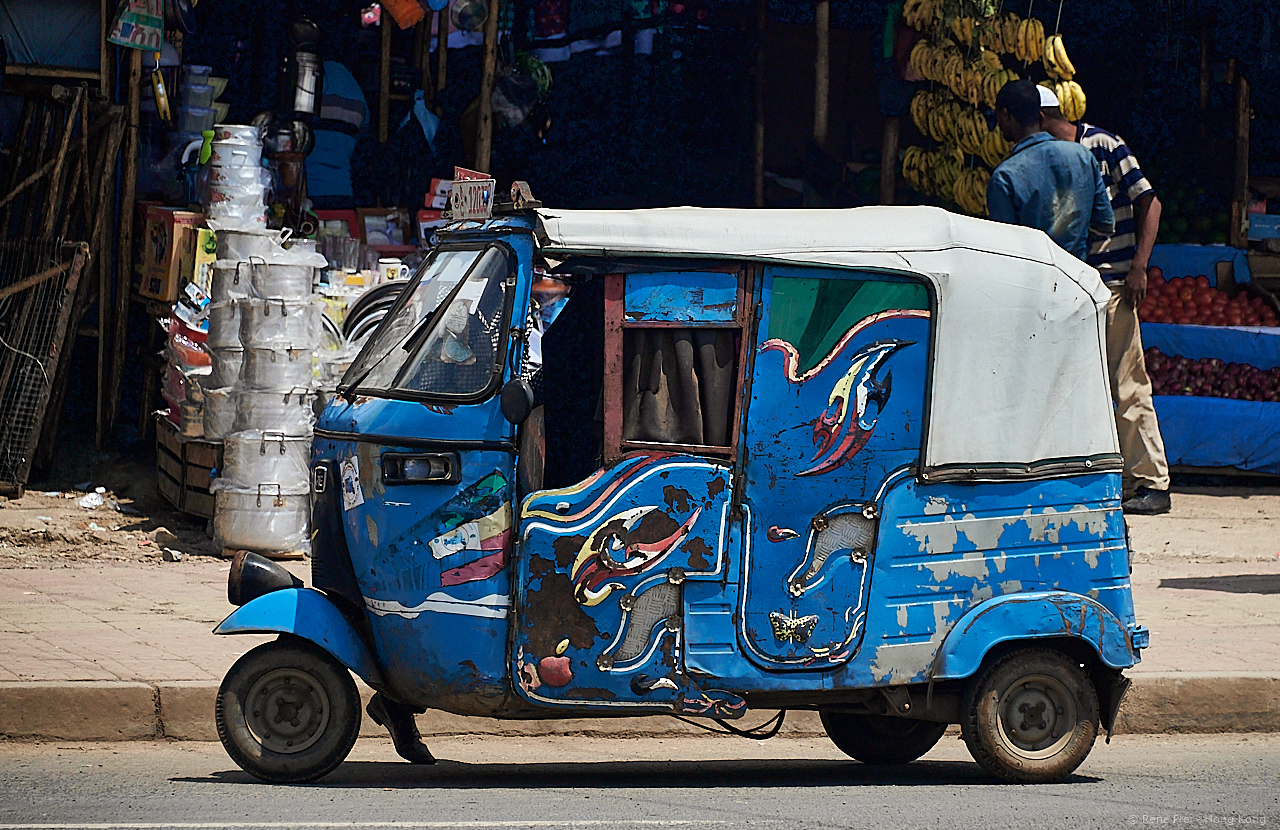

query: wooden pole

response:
[753,0,766,208]
[0,100,36,235]
[879,116,899,205]
[109,48,143,434]
[1230,74,1250,249]
[415,18,434,106]
[435,8,449,106]
[0,263,69,303]
[57,105,87,239]
[39,85,86,237]
[376,15,391,142]
[475,0,501,173]
[1198,31,1210,112]
[0,155,61,212]
[99,0,111,97]
[412,16,425,76]
[813,0,830,151]
[20,108,54,238]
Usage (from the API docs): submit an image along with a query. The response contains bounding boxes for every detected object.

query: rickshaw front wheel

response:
[819,711,948,765]
[216,637,362,784]
[961,647,1099,784]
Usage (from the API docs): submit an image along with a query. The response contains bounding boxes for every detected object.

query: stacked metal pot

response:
[203,124,269,231]
[203,227,326,558]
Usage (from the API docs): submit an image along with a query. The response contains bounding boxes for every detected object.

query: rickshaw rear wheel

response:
[820,711,949,765]
[216,637,361,784]
[961,647,1099,784]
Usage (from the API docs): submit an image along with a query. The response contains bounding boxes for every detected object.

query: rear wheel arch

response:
[930,593,1137,682]
[950,635,1127,735]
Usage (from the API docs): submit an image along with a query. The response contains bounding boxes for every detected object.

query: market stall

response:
[1137,251,1280,475]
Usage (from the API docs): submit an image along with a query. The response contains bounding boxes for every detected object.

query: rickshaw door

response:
[739,267,931,670]
[513,268,744,709]
[515,457,733,709]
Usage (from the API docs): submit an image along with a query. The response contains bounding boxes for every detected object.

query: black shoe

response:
[367,692,437,765]
[1122,487,1171,515]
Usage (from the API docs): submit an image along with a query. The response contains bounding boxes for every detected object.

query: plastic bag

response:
[213,486,311,554]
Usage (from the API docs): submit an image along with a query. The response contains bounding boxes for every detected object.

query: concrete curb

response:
[3,674,1277,742]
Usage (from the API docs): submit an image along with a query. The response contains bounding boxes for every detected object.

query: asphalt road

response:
[1,734,1277,830]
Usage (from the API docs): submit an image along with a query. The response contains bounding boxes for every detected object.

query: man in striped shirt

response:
[1042,89,1171,515]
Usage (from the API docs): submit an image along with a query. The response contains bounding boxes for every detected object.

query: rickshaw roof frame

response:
[534,205,1122,483]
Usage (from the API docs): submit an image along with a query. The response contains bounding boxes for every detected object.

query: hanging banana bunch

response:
[953,168,992,217]
[1042,34,1076,80]
[949,15,976,47]
[977,125,1012,169]
[1013,15,1045,63]
[903,0,940,32]
[899,1,1088,209]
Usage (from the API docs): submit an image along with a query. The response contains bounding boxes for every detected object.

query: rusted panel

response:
[516,455,732,709]
[622,272,737,324]
[523,555,603,655]
[624,272,738,323]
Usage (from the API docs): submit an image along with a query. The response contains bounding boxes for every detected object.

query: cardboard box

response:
[133,199,163,280]
[418,209,446,240]
[426,178,452,210]
[139,207,203,302]
[192,227,217,293]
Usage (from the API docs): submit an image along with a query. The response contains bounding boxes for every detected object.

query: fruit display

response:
[1145,348,1280,402]
[1138,270,1280,328]
[900,1,1085,216]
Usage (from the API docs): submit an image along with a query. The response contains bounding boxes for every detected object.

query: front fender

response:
[214,588,384,687]
[931,591,1137,681]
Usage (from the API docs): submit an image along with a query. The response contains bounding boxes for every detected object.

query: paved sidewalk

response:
[0,487,1277,739]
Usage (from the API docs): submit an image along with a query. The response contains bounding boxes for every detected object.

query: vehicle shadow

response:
[1159,574,1280,595]
[175,758,1100,788]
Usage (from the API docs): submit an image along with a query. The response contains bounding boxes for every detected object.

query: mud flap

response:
[1099,671,1131,743]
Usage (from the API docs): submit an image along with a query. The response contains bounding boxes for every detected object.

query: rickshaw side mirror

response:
[500,378,535,424]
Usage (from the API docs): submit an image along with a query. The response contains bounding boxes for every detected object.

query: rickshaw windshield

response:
[340,245,512,400]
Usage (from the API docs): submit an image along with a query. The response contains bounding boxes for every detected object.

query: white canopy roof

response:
[537,206,1121,480]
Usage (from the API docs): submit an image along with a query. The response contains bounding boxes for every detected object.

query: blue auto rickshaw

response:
[213,200,1147,784]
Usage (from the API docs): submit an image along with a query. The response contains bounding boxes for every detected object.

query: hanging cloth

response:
[107,0,164,52]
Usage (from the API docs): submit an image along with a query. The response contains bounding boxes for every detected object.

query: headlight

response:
[381,452,460,484]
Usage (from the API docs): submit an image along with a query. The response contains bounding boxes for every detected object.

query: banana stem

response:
[1054,0,1063,35]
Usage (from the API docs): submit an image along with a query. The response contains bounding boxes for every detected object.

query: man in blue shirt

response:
[986,81,1114,260]
[306,60,367,209]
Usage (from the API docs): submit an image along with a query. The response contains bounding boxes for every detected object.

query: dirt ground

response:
[0,447,218,566]
[1,447,1277,567]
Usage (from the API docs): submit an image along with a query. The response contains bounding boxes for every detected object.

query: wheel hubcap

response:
[994,674,1076,760]
[245,668,330,755]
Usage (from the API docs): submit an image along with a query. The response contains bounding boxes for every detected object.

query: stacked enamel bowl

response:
[204,125,268,230]
[204,228,326,559]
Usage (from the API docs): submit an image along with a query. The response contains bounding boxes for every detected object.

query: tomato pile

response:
[1138,267,1279,327]
[1146,348,1280,402]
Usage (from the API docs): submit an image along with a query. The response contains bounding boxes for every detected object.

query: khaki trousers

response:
[1106,285,1170,494]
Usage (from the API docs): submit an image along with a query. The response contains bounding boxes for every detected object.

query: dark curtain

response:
[622,329,737,447]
